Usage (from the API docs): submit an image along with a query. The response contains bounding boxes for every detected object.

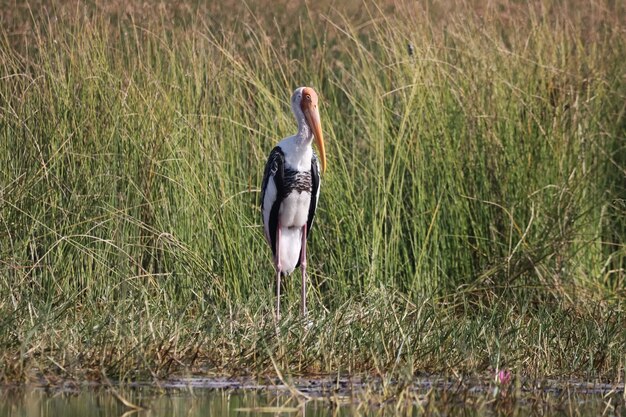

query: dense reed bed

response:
[0,0,624,385]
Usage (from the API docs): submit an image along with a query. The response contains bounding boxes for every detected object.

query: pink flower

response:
[496,369,511,385]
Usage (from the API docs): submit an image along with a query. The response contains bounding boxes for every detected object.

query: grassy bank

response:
[1,0,625,385]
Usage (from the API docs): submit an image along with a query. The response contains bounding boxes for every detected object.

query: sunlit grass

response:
[0,0,624,384]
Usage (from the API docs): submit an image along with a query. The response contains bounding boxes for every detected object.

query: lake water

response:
[1,378,623,417]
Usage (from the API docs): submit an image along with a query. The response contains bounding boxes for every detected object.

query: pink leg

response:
[275,224,282,320]
[300,224,307,317]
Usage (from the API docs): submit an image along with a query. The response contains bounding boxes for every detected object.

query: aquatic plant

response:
[0,0,624,385]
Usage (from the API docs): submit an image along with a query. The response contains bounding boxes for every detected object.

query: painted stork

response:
[260,87,326,319]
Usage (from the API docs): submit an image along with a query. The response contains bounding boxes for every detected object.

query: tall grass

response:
[0,0,624,383]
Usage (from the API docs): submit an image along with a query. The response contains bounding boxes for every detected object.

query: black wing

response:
[295,153,321,269]
[260,146,285,257]
[307,152,321,237]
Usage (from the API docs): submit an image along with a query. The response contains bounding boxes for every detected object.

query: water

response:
[1,378,623,417]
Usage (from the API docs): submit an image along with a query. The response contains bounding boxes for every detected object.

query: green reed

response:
[0,0,624,383]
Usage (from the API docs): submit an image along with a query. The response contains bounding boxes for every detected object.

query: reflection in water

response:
[4,389,346,417]
[0,386,621,417]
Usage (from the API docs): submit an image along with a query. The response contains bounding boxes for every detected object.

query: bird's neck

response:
[279,109,314,170]
[281,124,313,171]
[295,117,314,146]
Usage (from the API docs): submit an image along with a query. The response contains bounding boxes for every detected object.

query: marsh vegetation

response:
[0,1,624,408]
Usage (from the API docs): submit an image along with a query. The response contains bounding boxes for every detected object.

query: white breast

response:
[279,191,311,229]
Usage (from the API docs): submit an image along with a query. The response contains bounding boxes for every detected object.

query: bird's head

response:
[292,87,326,173]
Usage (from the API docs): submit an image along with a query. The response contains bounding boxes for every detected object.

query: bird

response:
[260,86,326,319]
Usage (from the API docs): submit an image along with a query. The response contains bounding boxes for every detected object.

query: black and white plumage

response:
[260,87,326,319]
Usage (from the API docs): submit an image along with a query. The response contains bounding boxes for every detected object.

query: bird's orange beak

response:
[301,88,326,173]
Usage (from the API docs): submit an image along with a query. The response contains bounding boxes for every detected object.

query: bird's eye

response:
[305,94,311,100]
